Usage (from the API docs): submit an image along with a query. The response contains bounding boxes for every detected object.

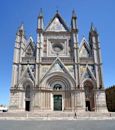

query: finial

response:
[56,9,59,14]
[56,5,59,14]
[38,8,43,17]
[17,23,25,36]
[29,36,33,42]
[90,22,95,32]
[19,23,24,31]
[72,9,77,18]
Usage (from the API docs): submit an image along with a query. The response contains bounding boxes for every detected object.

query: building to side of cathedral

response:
[9,10,107,112]
[106,86,115,112]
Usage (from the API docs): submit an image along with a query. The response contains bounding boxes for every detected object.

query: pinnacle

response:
[16,23,25,35]
[29,36,33,42]
[20,23,24,31]
[38,8,43,17]
[72,9,77,18]
[90,23,95,32]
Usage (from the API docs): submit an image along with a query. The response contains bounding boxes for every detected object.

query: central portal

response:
[53,95,62,111]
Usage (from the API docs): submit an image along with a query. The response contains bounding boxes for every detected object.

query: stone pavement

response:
[0,120,115,130]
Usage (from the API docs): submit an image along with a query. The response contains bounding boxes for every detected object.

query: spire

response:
[56,9,59,14]
[90,22,95,32]
[20,23,24,31]
[38,8,43,18]
[55,10,60,17]
[72,9,77,18]
[37,8,44,31]
[71,10,78,31]
[17,23,25,36]
[90,22,99,37]
[89,23,99,48]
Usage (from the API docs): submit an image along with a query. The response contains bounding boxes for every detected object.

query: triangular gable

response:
[26,37,35,50]
[49,62,64,73]
[81,65,96,81]
[40,57,75,83]
[20,65,35,82]
[23,37,35,57]
[45,12,69,32]
[79,37,90,57]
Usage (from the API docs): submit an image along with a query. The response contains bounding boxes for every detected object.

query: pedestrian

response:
[74,112,77,119]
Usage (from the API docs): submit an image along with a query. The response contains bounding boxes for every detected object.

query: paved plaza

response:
[0,120,115,130]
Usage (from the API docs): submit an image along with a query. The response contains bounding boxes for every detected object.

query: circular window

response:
[52,43,63,52]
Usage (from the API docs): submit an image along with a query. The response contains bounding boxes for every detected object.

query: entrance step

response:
[0,111,115,119]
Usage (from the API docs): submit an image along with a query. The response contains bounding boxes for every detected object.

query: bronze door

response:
[54,95,62,111]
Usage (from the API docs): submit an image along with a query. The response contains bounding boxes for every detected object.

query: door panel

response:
[54,95,62,111]
[25,101,30,111]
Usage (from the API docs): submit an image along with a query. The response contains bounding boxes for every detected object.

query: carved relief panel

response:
[46,17,67,32]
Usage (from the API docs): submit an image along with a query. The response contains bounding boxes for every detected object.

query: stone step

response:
[0,112,115,118]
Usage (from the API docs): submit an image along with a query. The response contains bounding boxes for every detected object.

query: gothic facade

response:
[9,10,107,112]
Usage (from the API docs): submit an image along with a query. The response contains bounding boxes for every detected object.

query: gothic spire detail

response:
[20,23,24,31]
[38,8,43,18]
[17,23,25,36]
[72,9,77,18]
[56,10,59,14]
[90,23,96,32]
[37,8,44,31]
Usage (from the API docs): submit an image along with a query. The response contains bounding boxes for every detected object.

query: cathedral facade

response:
[9,10,107,112]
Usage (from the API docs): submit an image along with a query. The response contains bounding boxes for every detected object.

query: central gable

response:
[40,57,75,84]
[45,12,69,32]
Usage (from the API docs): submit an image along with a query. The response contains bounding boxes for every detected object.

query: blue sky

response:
[0,0,115,105]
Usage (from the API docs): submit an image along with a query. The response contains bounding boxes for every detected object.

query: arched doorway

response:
[45,73,73,111]
[23,80,33,112]
[53,84,62,111]
[25,85,31,111]
[84,80,95,111]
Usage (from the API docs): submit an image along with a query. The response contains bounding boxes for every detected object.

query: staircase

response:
[0,111,115,120]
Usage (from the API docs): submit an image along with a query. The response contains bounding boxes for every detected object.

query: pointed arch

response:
[79,37,91,58]
[22,78,34,112]
[80,65,96,83]
[23,37,35,57]
[45,12,69,32]
[40,72,74,111]
[40,57,75,84]
[83,79,96,111]
[19,65,35,86]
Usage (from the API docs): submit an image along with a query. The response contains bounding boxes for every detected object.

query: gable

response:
[20,66,35,82]
[24,69,33,80]
[25,46,34,57]
[24,37,35,57]
[79,45,89,57]
[46,17,67,32]
[79,38,90,58]
[40,58,75,83]
[84,68,92,79]
[45,13,69,32]
[43,58,66,75]
[80,65,96,81]
[48,61,64,74]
